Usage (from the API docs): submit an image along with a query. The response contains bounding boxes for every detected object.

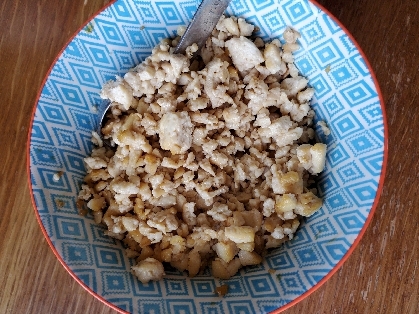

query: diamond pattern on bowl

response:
[29,0,385,313]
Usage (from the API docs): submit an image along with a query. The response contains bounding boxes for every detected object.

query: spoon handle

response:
[174,0,232,54]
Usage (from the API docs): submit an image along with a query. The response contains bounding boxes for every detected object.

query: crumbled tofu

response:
[264,43,285,74]
[225,36,264,72]
[213,241,238,263]
[237,18,254,36]
[225,226,255,243]
[132,257,165,283]
[79,15,326,283]
[296,143,327,174]
[317,120,331,136]
[101,78,135,111]
[158,112,194,154]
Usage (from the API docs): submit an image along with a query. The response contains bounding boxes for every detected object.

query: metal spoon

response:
[96,0,232,145]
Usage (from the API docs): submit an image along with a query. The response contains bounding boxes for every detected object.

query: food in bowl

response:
[77,15,327,283]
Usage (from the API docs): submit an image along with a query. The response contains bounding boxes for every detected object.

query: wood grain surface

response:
[0,0,417,313]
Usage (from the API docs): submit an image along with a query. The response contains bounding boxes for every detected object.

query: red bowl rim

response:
[26,1,388,313]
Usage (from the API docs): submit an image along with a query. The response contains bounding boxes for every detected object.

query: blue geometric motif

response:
[52,127,81,150]
[62,242,93,265]
[28,1,385,313]
[317,238,351,266]
[50,59,72,80]
[30,145,62,167]
[282,0,312,24]
[334,210,367,234]
[267,250,295,270]
[178,1,199,20]
[97,19,129,46]
[370,124,385,143]
[245,15,268,39]
[227,0,251,16]
[32,189,48,214]
[261,8,286,33]
[36,168,71,192]
[339,33,357,54]
[257,300,288,313]
[227,300,256,314]
[124,25,151,48]
[340,80,378,107]
[300,19,326,44]
[278,271,307,295]
[50,80,88,109]
[164,278,189,296]
[38,101,71,126]
[295,53,316,77]
[93,245,126,269]
[138,299,164,314]
[219,277,248,297]
[63,38,89,62]
[200,302,224,314]
[360,152,384,177]
[166,299,197,314]
[70,174,85,195]
[53,216,88,241]
[108,298,134,313]
[50,194,77,213]
[347,131,380,156]
[132,278,163,297]
[358,102,383,125]
[309,73,332,99]
[346,180,378,207]
[244,274,278,298]
[324,189,354,214]
[69,62,102,89]
[111,0,139,24]
[322,10,340,34]
[250,0,275,11]
[79,132,94,156]
[284,224,312,248]
[337,161,364,183]
[114,49,137,71]
[69,109,95,132]
[322,94,345,117]
[156,2,185,26]
[101,271,131,295]
[317,172,339,196]
[134,1,161,24]
[73,269,97,291]
[242,262,266,274]
[59,149,87,176]
[190,279,216,297]
[310,217,338,239]
[332,111,363,139]
[30,121,54,145]
[327,142,351,166]
[90,224,117,244]
[144,27,172,46]
[310,38,344,68]
[293,244,325,268]
[303,269,330,286]
[80,40,117,70]
[350,53,370,76]
[329,60,358,88]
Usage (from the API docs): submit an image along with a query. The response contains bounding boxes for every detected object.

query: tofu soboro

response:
[78,15,327,283]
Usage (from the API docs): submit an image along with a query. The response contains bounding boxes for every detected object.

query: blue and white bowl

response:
[27,0,387,313]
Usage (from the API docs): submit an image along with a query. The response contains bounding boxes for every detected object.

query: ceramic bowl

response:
[28,0,387,313]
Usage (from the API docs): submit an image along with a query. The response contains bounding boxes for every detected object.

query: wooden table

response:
[1,0,418,313]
